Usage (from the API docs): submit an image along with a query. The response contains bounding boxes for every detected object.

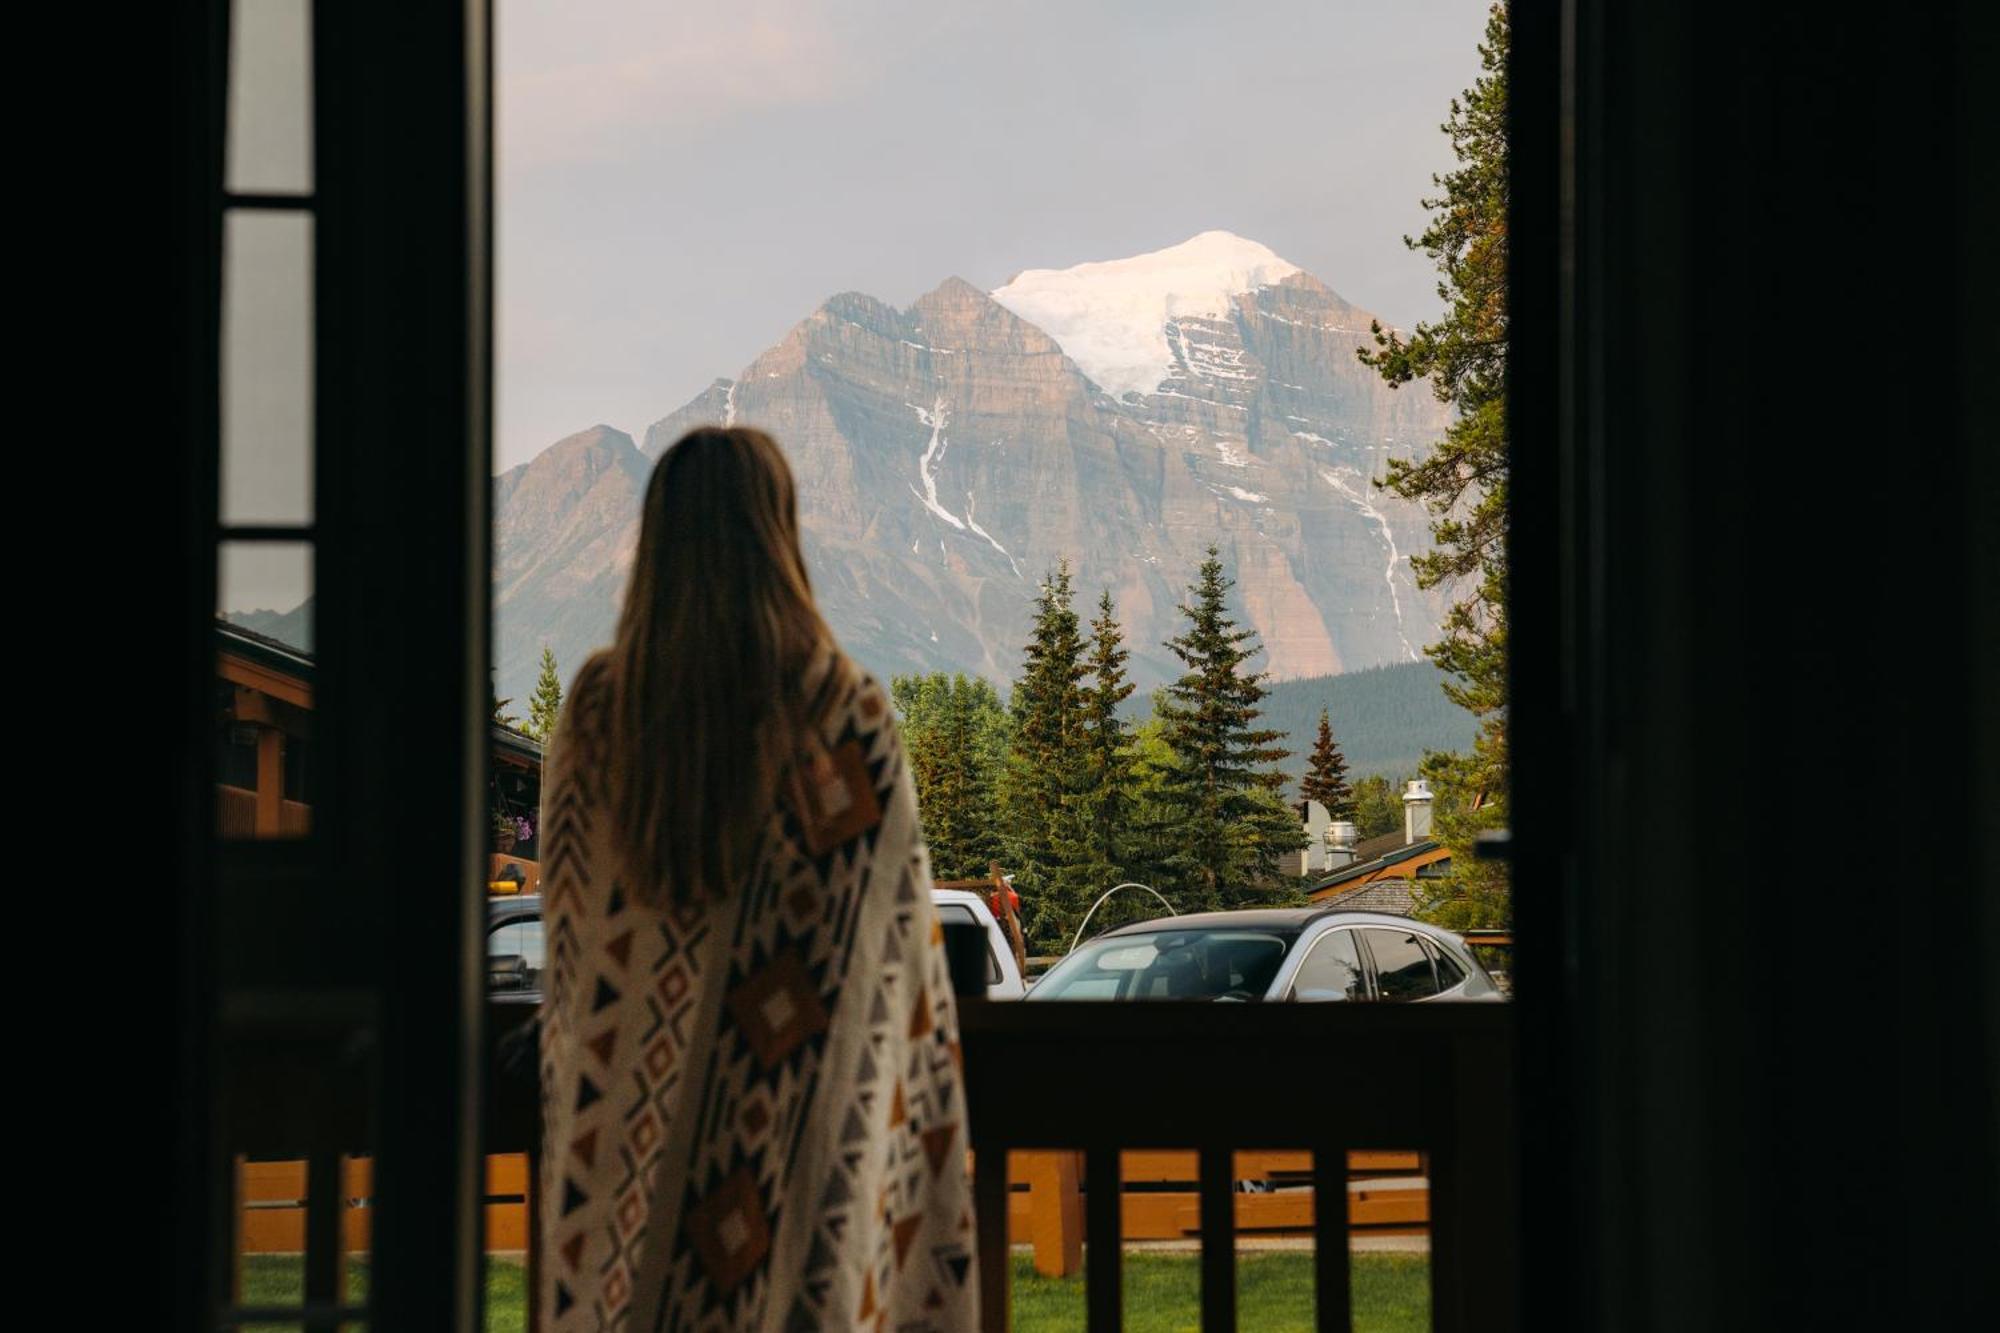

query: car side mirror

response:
[488,954,528,991]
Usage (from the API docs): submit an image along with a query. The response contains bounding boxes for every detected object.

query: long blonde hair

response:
[605,426,838,906]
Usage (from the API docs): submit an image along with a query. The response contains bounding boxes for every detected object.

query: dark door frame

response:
[157,1,1996,1328]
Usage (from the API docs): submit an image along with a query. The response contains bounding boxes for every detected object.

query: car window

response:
[1290,929,1364,1001]
[488,915,544,992]
[1424,937,1467,991]
[936,902,1003,984]
[1031,929,1295,1001]
[1363,929,1439,1002]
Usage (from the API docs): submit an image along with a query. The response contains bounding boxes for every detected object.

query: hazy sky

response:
[496,0,1491,472]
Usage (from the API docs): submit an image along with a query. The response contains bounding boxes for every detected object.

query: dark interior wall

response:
[1516,1,1999,1326]
[98,1,1991,1327]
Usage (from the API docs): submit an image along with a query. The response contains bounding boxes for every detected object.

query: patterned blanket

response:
[537,648,977,1330]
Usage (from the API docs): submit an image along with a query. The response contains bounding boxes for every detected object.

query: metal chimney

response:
[1403,778,1434,844]
[1324,820,1359,868]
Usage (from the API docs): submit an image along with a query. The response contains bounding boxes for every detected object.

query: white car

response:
[931,887,1027,1000]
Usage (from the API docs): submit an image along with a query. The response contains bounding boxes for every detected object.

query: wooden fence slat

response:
[1025,1150,1083,1277]
[1198,1147,1235,1333]
[304,1152,341,1332]
[974,1150,1009,1333]
[1315,1146,1351,1333]
[1086,1151,1122,1333]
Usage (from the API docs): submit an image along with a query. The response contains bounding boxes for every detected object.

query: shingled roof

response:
[1315,878,1419,915]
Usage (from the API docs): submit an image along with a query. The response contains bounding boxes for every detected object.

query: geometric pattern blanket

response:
[536,645,978,1331]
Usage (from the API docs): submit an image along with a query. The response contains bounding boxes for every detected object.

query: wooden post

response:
[988,862,1028,977]
[255,727,284,836]
[1025,1150,1083,1278]
[525,1146,542,1333]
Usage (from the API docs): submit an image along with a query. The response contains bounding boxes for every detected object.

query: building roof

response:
[216,616,544,764]
[1315,879,1418,916]
[1307,833,1444,894]
[217,617,315,674]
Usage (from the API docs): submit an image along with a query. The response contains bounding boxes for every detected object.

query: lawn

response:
[237,1249,1428,1331]
[1012,1250,1431,1333]
[236,1255,528,1333]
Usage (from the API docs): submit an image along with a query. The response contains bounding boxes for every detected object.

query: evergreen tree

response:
[1050,591,1142,921]
[1152,547,1306,912]
[1299,709,1356,818]
[893,673,1008,882]
[999,563,1088,951]
[527,645,564,741]
[1358,2,1511,926]
[490,668,522,731]
[1349,773,1404,841]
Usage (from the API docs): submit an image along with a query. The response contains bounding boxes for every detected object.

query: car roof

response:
[931,887,987,904]
[1094,906,1461,939]
[488,893,542,918]
[1096,908,1321,936]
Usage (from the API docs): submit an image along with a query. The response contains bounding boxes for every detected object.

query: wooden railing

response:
[958,1001,1515,1332]
[231,1147,1429,1266]
[225,1001,1513,1330]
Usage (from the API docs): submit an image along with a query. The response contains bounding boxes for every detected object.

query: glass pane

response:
[1363,930,1439,1002]
[1349,1148,1432,1332]
[219,541,313,650]
[223,211,314,525]
[1117,1149,1201,1328]
[236,1157,305,1309]
[1010,1149,1087,1329]
[1235,1149,1314,1330]
[218,542,314,839]
[227,0,313,195]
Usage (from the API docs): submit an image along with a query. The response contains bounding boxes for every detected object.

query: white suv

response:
[930,887,1027,1000]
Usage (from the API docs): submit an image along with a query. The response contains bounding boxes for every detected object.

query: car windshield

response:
[1030,929,1297,1001]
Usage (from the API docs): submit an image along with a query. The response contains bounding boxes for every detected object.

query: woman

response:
[536,427,977,1331]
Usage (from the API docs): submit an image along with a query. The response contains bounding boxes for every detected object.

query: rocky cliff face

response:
[495,232,1452,701]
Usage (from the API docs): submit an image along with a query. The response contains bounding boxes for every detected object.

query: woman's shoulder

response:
[798,643,898,741]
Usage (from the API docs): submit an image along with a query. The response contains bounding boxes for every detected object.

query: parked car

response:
[930,887,1028,1000]
[486,887,1028,1004]
[487,892,545,1005]
[1024,907,1504,1003]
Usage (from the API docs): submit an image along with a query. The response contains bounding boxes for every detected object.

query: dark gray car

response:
[1025,907,1504,1003]
[487,893,544,1006]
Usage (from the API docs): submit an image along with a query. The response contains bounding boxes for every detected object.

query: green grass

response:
[235,1255,527,1332]
[237,1249,1427,1331]
[1011,1249,1431,1332]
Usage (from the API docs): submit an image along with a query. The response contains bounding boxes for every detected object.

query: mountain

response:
[494,231,1453,702]
[1254,662,1477,785]
[224,598,314,652]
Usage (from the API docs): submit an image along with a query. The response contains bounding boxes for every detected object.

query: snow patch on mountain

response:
[1319,464,1420,663]
[991,230,1300,400]
[908,398,966,531]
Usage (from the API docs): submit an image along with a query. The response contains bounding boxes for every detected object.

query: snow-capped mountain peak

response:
[991,230,1302,400]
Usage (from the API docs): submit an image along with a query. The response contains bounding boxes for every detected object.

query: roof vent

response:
[1403,778,1434,844]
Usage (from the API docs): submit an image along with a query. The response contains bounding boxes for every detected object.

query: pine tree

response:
[1357,2,1511,927]
[527,645,564,741]
[1349,773,1403,841]
[490,668,522,731]
[999,562,1088,951]
[893,673,1007,882]
[1152,547,1306,912]
[1050,591,1142,923]
[1300,709,1356,818]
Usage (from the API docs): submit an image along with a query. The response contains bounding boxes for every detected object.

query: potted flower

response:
[492,807,519,854]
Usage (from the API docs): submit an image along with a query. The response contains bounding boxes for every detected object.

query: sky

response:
[496,0,1492,472]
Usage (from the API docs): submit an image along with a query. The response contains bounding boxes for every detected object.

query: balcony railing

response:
[225,1001,1514,1330]
[958,1002,1515,1332]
